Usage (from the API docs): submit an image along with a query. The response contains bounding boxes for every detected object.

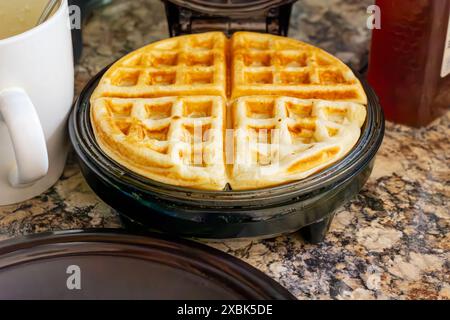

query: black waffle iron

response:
[69,0,384,243]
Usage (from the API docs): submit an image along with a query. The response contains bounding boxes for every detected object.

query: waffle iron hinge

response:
[164,2,294,37]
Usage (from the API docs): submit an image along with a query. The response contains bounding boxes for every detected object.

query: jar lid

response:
[0,230,295,299]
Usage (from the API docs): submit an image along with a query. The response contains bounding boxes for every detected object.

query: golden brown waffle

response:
[91,32,367,190]
[91,96,227,190]
[92,32,228,100]
[231,32,367,103]
[231,96,366,190]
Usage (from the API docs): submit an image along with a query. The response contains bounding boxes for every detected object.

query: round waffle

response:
[91,32,367,190]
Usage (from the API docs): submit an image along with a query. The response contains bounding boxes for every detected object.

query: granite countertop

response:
[0,0,449,300]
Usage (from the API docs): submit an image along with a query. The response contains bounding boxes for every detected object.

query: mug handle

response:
[0,88,49,187]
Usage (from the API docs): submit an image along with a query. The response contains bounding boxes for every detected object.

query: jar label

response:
[441,14,450,78]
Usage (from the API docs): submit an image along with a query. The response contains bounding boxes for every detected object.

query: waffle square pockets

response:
[92,32,227,100]
[91,96,227,190]
[231,32,367,103]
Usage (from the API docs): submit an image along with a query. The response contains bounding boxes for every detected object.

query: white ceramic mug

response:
[0,0,74,205]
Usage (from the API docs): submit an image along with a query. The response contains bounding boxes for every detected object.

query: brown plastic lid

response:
[0,230,295,300]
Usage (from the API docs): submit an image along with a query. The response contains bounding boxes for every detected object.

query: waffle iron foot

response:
[298,213,335,244]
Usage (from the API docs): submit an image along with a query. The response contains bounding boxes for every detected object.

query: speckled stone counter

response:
[0,0,449,300]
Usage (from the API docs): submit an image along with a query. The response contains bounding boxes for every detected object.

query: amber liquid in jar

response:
[368,0,450,127]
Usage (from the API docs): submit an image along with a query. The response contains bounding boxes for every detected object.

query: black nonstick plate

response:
[0,230,295,300]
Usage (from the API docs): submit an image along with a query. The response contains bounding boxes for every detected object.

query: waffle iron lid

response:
[0,230,295,300]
